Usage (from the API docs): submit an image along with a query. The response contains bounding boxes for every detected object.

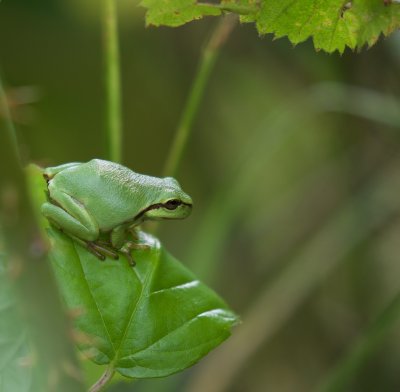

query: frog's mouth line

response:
[130,202,193,222]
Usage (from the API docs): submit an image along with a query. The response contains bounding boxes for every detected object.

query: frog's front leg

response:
[110,225,149,266]
[110,225,133,266]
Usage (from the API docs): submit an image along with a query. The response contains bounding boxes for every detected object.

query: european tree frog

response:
[41,159,192,265]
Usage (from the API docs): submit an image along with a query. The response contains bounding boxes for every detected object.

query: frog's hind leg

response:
[42,190,98,240]
[42,189,100,253]
[43,162,81,181]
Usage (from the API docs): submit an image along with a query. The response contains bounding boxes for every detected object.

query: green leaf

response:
[255,0,400,53]
[141,0,400,53]
[47,228,238,379]
[141,0,221,27]
[0,258,32,391]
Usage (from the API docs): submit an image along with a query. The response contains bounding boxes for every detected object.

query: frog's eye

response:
[164,199,182,210]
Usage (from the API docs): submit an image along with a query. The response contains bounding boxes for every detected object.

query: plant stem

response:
[316,290,400,392]
[162,15,237,177]
[89,366,115,392]
[102,0,122,163]
[0,72,22,167]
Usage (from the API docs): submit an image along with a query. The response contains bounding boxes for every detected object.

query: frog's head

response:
[142,177,193,221]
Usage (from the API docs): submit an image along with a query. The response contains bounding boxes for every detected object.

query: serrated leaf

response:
[47,228,238,379]
[0,258,32,392]
[141,0,400,53]
[255,0,400,53]
[141,0,221,27]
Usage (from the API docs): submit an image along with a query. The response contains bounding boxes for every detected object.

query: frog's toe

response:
[86,243,106,261]
[87,241,118,261]
[120,249,136,267]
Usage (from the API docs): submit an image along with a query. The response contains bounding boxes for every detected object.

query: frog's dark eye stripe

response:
[164,199,182,210]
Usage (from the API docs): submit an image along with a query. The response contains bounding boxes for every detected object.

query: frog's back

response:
[51,159,150,230]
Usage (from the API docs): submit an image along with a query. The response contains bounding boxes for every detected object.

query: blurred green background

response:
[2,1,400,391]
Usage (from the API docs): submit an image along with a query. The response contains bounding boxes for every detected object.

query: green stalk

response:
[163,15,237,177]
[316,290,400,392]
[0,73,22,167]
[102,0,122,163]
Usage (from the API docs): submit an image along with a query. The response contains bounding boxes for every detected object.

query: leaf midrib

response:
[111,247,160,366]
[73,243,117,358]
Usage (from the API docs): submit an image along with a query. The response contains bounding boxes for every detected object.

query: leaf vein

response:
[119,308,228,361]
[269,0,300,26]
[297,0,318,38]
[328,5,341,52]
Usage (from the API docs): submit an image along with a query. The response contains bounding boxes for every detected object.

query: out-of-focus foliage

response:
[142,0,400,53]
[25,164,49,239]
[0,257,33,391]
